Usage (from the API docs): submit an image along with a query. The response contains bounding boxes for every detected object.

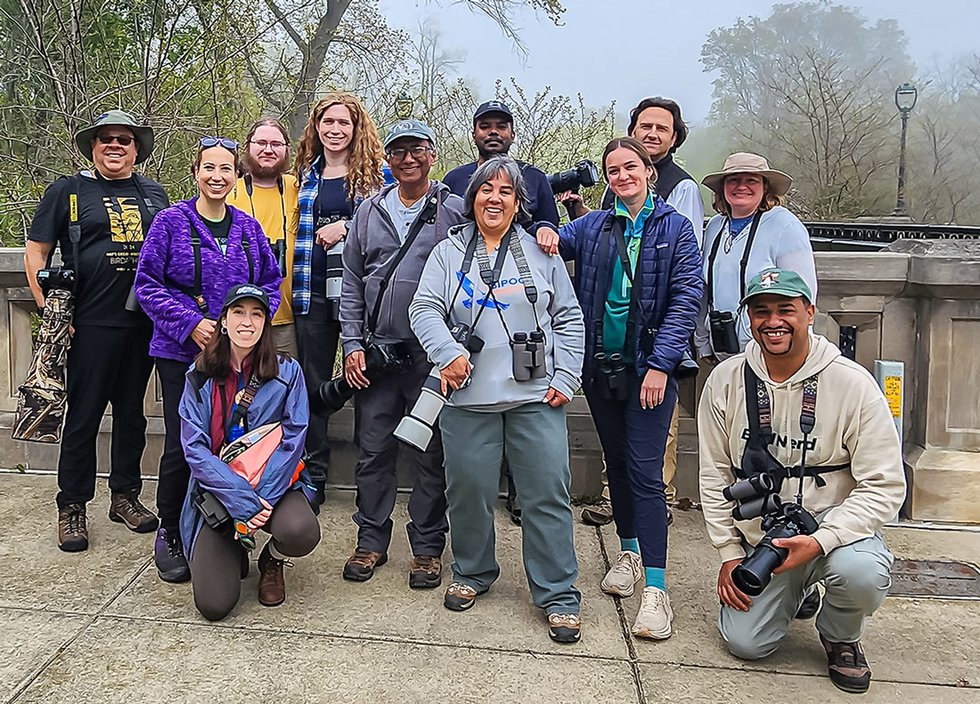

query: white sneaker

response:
[601,550,642,597]
[631,586,673,640]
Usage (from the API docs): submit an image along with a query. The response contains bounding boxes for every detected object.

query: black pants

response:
[190,490,320,621]
[155,356,192,530]
[56,325,153,508]
[294,294,340,484]
[351,354,448,556]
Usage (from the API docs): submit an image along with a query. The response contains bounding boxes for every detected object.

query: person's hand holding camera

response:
[345,350,370,389]
[772,535,823,574]
[555,190,589,219]
[440,355,471,395]
[718,559,753,612]
[316,220,346,249]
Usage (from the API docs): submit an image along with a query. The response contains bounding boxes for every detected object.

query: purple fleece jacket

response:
[135,198,281,363]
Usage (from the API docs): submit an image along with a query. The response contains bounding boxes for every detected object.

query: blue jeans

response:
[585,373,677,569]
[439,402,581,614]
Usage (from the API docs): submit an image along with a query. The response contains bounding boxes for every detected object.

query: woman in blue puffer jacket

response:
[544,136,702,641]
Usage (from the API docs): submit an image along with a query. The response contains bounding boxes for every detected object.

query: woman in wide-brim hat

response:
[695,152,817,361]
[74,109,155,165]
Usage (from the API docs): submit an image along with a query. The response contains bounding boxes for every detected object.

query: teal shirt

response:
[603,194,654,360]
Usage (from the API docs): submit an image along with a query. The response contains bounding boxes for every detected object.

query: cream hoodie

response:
[698,333,906,563]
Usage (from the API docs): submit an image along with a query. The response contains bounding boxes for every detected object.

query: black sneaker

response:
[548,613,582,644]
[820,634,872,694]
[795,587,820,620]
[154,527,190,583]
[58,503,89,552]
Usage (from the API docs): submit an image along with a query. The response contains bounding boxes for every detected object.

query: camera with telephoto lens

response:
[394,365,469,451]
[318,214,347,319]
[549,160,601,195]
[36,267,75,296]
[310,342,413,415]
[512,331,546,382]
[709,309,740,354]
[724,471,819,596]
[593,351,630,401]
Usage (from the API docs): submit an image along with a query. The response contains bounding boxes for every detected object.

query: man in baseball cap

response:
[698,266,905,694]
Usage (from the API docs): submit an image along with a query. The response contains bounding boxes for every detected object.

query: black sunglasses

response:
[96,134,135,146]
[199,136,238,152]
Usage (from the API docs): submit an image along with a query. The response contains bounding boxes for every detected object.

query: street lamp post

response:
[395,91,414,121]
[893,82,918,217]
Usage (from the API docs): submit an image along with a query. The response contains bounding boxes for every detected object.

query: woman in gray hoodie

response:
[409,156,585,644]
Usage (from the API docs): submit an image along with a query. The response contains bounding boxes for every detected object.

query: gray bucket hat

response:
[74,110,155,164]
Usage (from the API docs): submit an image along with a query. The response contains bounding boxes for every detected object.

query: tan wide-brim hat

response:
[700,152,792,197]
[74,109,155,165]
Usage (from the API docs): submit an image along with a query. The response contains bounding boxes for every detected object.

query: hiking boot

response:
[632,586,674,640]
[444,581,480,611]
[581,499,614,526]
[795,586,821,620]
[154,527,190,583]
[547,613,582,644]
[58,503,89,552]
[409,555,443,590]
[601,550,642,598]
[258,542,287,607]
[821,634,872,693]
[108,490,159,533]
[342,547,387,582]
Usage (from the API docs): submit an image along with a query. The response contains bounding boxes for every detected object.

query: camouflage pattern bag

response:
[12,288,73,443]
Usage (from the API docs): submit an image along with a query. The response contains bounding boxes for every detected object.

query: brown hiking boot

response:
[342,547,387,582]
[258,543,287,607]
[820,634,872,693]
[108,490,159,533]
[409,555,443,589]
[581,499,614,526]
[58,503,89,552]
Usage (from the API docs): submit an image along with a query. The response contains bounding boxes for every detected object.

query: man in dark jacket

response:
[25,110,169,552]
[339,119,466,588]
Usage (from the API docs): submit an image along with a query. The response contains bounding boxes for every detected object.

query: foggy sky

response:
[378,0,980,126]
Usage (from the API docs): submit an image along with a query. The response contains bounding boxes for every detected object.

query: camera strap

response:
[447,225,509,335]
[175,209,256,316]
[706,210,763,312]
[366,189,444,343]
[482,229,545,342]
[219,372,264,444]
[244,174,289,277]
[67,183,81,289]
[593,215,642,356]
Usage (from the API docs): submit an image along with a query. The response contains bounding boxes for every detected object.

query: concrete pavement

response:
[1,473,977,703]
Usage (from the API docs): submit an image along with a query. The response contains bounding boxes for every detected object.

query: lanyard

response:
[478,230,544,342]
[594,215,642,354]
[706,210,763,311]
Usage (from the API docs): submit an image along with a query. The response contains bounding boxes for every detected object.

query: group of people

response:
[25,92,905,694]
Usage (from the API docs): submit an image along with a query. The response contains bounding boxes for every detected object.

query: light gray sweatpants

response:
[719,533,894,659]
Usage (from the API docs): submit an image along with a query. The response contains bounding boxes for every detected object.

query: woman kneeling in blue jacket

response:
[547,137,702,640]
[179,284,319,621]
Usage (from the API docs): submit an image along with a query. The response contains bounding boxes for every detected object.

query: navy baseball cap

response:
[383,119,437,150]
[473,100,513,124]
[222,283,270,313]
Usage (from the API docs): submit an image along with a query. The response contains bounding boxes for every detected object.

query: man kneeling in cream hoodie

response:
[698,268,905,695]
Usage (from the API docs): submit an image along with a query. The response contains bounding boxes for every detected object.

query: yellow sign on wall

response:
[884,375,902,418]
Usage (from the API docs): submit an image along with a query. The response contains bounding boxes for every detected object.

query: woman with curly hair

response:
[293,92,385,505]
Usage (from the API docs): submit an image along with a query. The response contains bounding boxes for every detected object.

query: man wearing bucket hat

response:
[697,267,904,694]
[695,152,816,362]
[339,118,465,587]
[25,109,169,552]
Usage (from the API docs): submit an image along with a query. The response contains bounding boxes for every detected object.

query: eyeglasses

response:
[199,136,239,151]
[386,145,433,161]
[249,139,288,151]
[96,134,135,146]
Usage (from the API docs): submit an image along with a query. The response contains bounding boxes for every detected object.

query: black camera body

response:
[709,310,740,354]
[450,321,485,354]
[311,342,413,415]
[593,351,630,402]
[725,470,819,596]
[37,267,75,297]
[548,160,601,195]
[512,331,547,382]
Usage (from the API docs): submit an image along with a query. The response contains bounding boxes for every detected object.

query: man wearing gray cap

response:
[25,110,169,552]
[339,119,466,588]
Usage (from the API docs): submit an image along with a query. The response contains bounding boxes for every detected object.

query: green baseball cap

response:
[74,110,155,164]
[741,268,814,305]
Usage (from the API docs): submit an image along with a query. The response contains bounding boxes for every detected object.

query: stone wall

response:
[0,242,977,522]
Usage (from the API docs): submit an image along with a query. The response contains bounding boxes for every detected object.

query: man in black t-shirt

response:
[25,110,169,553]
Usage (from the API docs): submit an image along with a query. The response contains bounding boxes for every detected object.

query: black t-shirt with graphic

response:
[202,210,232,252]
[29,171,169,327]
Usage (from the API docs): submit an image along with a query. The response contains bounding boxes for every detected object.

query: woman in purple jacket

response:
[136,138,281,583]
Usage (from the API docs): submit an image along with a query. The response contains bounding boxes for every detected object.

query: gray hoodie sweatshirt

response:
[340,181,465,355]
[409,222,584,411]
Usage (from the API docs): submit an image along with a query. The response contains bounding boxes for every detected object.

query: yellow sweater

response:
[697,334,906,563]
[228,175,299,325]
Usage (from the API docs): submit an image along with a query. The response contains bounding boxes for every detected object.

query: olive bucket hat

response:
[74,110,155,165]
